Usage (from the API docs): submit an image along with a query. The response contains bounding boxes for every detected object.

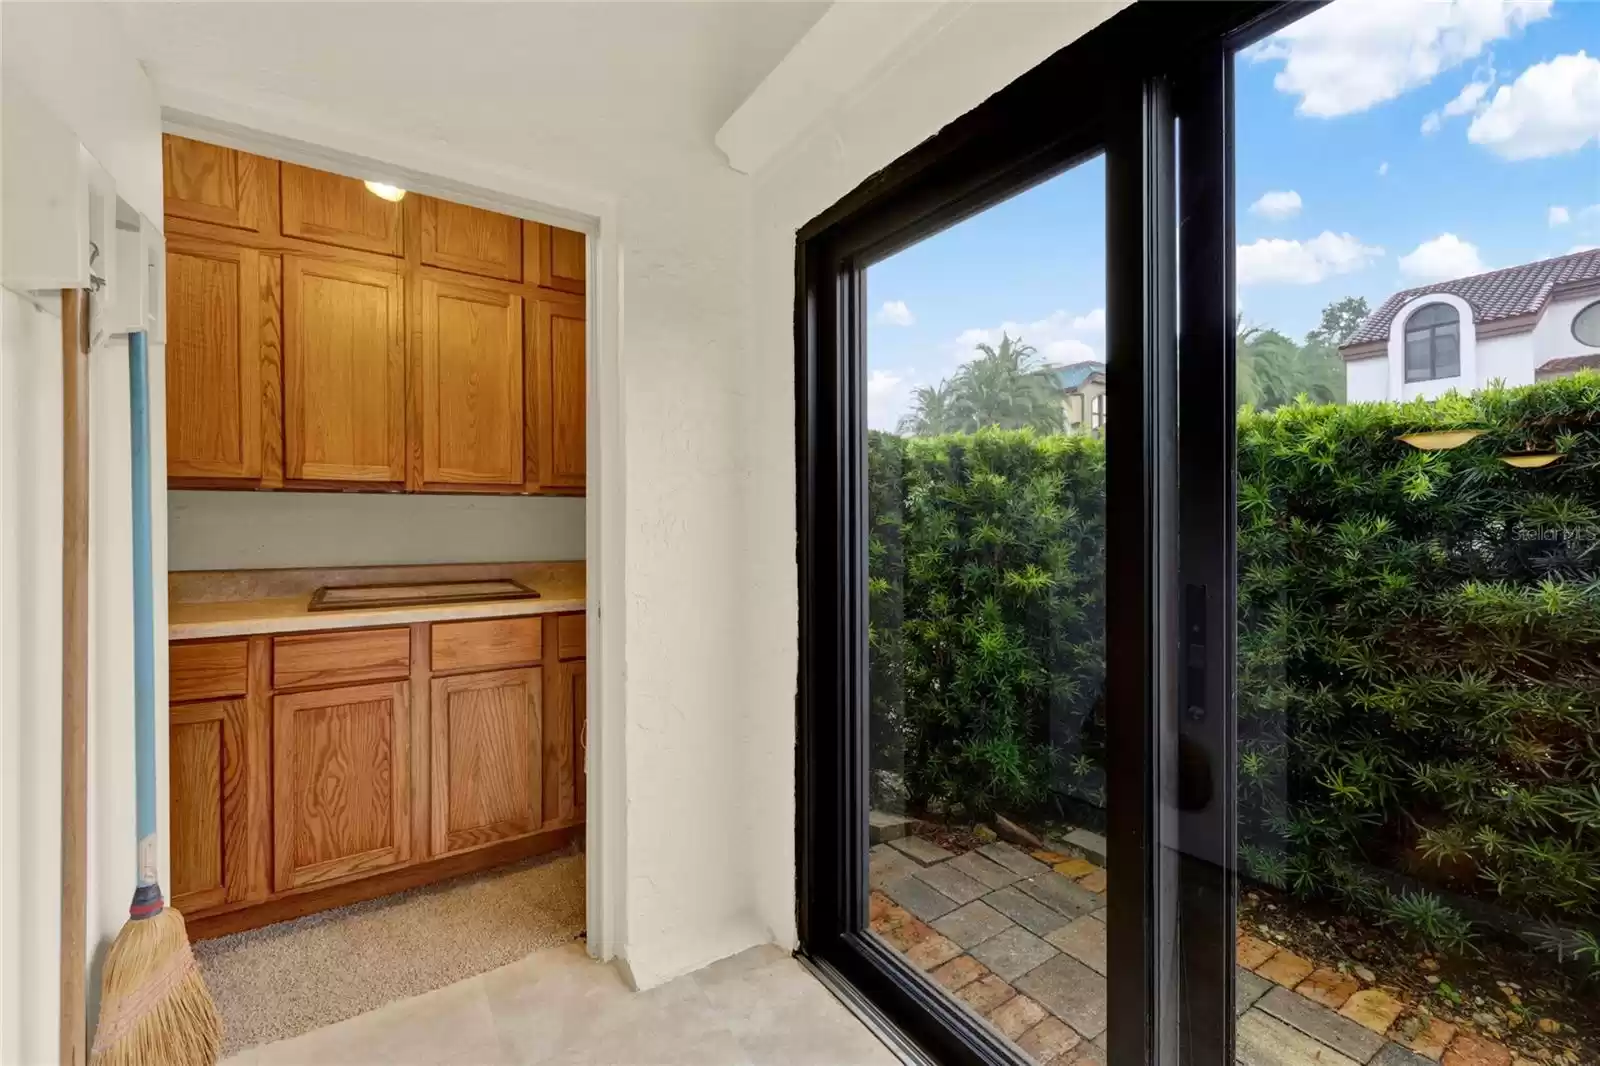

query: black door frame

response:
[794,4,1306,1064]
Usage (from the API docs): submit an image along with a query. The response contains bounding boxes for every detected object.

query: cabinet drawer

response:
[556,613,585,661]
[431,617,542,674]
[273,628,410,689]
[171,640,249,702]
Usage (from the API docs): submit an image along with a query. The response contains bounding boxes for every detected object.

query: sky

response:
[865,0,1600,431]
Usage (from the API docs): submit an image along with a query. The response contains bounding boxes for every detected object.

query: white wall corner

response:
[714,1,957,176]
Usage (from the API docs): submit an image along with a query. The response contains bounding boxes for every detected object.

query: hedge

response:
[867,374,1600,954]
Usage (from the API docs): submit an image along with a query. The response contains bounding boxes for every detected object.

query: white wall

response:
[1,5,165,1062]
[1533,291,1600,369]
[1477,333,1533,389]
[1346,355,1389,402]
[168,491,586,571]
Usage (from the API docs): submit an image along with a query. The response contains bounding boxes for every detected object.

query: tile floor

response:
[220,940,900,1066]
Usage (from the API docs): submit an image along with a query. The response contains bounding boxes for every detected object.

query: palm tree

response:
[898,381,963,437]
[895,333,1066,437]
[1238,325,1344,410]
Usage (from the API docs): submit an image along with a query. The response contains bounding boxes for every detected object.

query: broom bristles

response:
[90,908,222,1066]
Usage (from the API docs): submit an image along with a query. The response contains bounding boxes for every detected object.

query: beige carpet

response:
[195,848,586,1055]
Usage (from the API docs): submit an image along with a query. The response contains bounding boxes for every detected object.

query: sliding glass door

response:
[797,2,1598,1064]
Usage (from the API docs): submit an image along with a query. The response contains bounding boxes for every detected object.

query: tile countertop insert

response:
[169,561,585,640]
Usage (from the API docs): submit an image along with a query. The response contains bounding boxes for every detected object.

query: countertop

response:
[169,561,585,640]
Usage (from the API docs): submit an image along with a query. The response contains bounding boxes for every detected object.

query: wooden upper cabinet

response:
[430,668,543,857]
[164,135,268,232]
[283,257,406,484]
[273,681,410,891]
[280,164,404,256]
[169,698,251,913]
[166,238,263,481]
[419,197,522,281]
[530,223,586,294]
[530,297,586,490]
[420,278,524,486]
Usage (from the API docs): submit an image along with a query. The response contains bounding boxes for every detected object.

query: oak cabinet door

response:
[273,681,410,891]
[429,668,543,856]
[283,257,406,484]
[166,239,263,481]
[568,661,587,817]
[420,278,524,486]
[281,164,404,256]
[530,222,586,294]
[170,699,250,913]
[163,134,267,232]
[530,297,586,491]
[419,197,522,281]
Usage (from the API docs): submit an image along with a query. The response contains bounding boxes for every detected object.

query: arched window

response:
[1404,303,1461,383]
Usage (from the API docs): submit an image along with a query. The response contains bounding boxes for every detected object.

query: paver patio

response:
[868,837,1518,1066]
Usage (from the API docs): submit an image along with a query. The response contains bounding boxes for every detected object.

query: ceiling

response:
[116,1,831,175]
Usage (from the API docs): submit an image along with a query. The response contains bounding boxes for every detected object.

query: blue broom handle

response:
[129,331,158,888]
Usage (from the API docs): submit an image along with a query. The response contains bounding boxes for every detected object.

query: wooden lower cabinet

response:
[430,668,542,856]
[169,698,250,913]
[273,681,411,891]
[170,613,585,935]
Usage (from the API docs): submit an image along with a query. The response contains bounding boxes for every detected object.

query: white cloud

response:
[1249,190,1303,219]
[1468,51,1600,159]
[866,369,908,431]
[1399,233,1487,281]
[1246,0,1550,118]
[1425,71,1496,131]
[1377,161,1390,176]
[1237,231,1384,286]
[1550,205,1571,227]
[875,299,915,327]
[953,310,1104,367]
[1071,307,1105,331]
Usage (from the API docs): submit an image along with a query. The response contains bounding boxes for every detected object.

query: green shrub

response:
[868,374,1600,948]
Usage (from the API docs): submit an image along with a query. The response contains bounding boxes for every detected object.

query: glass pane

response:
[864,156,1112,1066]
[1237,5,1598,1066]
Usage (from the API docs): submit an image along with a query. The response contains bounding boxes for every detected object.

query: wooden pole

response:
[60,288,89,1066]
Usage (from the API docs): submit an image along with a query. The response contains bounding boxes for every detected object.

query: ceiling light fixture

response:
[364,181,406,203]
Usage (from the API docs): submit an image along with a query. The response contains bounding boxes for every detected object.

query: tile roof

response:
[1537,354,1600,375]
[1343,248,1600,348]
[1048,360,1105,391]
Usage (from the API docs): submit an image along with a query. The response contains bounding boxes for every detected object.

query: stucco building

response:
[1341,248,1600,402]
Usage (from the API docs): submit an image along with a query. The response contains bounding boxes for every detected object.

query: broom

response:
[90,329,222,1066]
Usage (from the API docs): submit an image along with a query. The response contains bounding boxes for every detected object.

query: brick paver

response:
[872,836,1504,1066]
[1440,1033,1512,1066]
[1044,915,1106,975]
[1257,948,1315,988]
[969,925,1059,981]
[1016,1017,1081,1063]
[1296,967,1360,1009]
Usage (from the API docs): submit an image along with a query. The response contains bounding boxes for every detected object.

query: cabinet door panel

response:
[166,239,262,480]
[283,257,406,483]
[273,681,409,890]
[430,668,542,856]
[281,164,404,256]
[531,298,586,490]
[421,279,523,485]
[530,222,585,294]
[164,135,266,231]
[170,699,249,913]
[419,198,522,281]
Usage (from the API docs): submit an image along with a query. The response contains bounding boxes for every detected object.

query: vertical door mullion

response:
[1175,43,1240,1066]
[1104,71,1180,1066]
